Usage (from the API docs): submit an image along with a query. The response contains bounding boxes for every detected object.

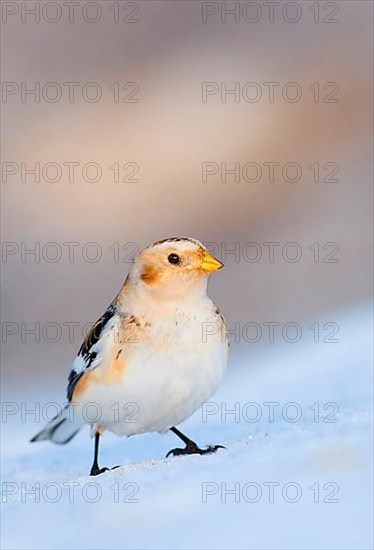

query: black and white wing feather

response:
[67,303,117,401]
[31,302,118,444]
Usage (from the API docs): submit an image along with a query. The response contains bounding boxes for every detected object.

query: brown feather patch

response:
[140,263,160,285]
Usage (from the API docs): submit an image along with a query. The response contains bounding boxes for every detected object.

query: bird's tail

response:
[30,405,82,445]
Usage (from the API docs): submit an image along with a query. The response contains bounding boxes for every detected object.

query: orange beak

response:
[200,252,224,271]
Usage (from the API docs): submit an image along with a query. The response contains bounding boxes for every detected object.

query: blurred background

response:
[1,0,372,390]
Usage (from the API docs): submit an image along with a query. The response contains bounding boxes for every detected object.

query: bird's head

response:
[126,237,223,300]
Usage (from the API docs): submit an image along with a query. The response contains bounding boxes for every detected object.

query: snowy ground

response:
[1,303,373,550]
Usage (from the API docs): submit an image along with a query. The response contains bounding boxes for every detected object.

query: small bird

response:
[31,237,229,475]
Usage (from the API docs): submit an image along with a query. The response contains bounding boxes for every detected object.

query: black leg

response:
[90,433,109,476]
[89,433,120,476]
[166,426,225,458]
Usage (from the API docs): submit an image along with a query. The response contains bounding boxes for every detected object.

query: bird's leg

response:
[166,426,225,458]
[89,432,120,476]
[90,433,109,476]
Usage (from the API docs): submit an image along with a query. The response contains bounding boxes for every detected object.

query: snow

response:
[1,303,373,550]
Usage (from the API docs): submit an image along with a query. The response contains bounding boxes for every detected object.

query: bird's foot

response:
[166,441,225,458]
[89,465,120,476]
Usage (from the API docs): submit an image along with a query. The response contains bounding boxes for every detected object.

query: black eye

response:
[168,253,180,265]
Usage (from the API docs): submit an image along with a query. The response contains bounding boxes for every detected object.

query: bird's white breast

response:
[74,299,229,436]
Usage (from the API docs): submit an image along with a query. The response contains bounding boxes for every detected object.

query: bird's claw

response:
[89,465,120,476]
[204,444,226,454]
[166,443,225,458]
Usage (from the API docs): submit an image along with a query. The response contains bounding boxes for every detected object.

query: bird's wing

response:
[67,302,118,401]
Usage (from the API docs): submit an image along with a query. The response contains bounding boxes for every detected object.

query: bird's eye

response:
[168,253,180,265]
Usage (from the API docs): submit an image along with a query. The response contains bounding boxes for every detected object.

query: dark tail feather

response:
[30,405,82,445]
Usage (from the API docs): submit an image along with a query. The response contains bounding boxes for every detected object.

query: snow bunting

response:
[31,237,229,475]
